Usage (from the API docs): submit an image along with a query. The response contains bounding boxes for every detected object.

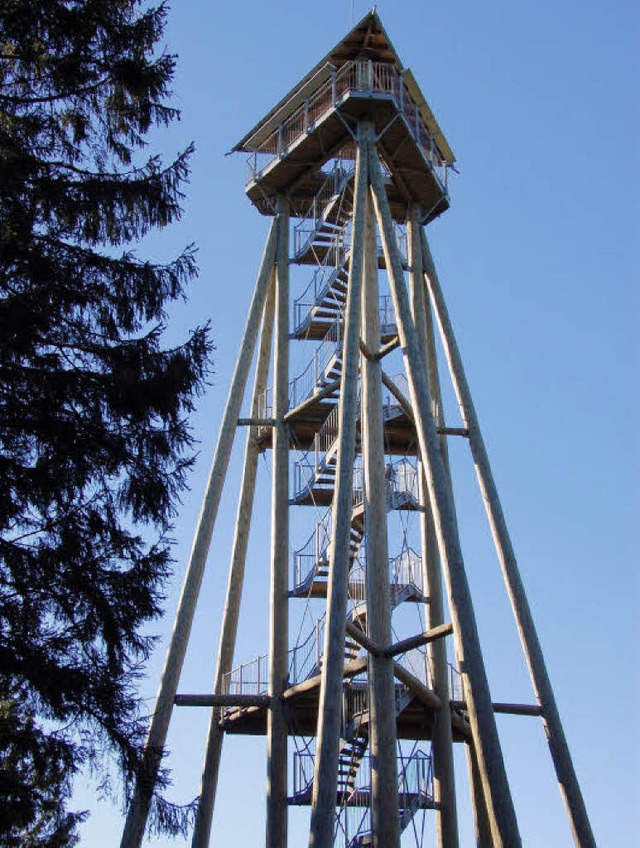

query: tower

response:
[121,11,595,847]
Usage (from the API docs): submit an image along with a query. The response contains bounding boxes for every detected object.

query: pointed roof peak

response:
[231,9,406,154]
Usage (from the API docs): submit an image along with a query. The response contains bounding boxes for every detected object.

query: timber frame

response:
[121,11,595,848]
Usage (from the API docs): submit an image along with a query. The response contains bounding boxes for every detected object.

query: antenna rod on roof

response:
[351,0,354,25]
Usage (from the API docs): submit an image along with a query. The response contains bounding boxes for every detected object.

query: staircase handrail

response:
[293,160,355,259]
[222,653,268,697]
[288,613,326,684]
[289,316,342,409]
[292,507,332,590]
[293,258,347,333]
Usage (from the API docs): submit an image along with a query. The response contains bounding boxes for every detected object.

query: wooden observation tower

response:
[122,12,595,848]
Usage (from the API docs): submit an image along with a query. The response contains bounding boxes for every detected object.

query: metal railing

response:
[386,457,420,509]
[293,259,347,332]
[222,653,268,697]
[289,614,325,684]
[332,747,433,845]
[292,507,333,591]
[397,646,431,689]
[448,663,464,701]
[245,59,449,191]
[390,546,423,595]
[296,158,354,237]
[292,159,354,259]
[289,317,342,409]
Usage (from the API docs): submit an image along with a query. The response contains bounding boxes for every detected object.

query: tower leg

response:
[368,141,521,848]
[420,231,596,848]
[309,125,368,848]
[361,186,400,848]
[121,219,279,848]
[408,208,459,848]
[266,204,290,848]
[191,280,276,848]
[467,739,495,847]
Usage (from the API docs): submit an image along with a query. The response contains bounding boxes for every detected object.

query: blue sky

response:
[76,0,638,844]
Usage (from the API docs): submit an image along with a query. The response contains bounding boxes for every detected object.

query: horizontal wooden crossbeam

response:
[174,694,271,707]
[450,700,542,717]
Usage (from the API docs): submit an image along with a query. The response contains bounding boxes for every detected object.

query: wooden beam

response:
[439,427,468,437]
[309,125,368,848]
[345,621,380,657]
[384,622,453,657]
[176,694,271,708]
[192,279,277,848]
[120,218,279,848]
[361,180,400,848]
[283,658,368,700]
[381,368,414,420]
[421,229,596,848]
[392,662,442,711]
[284,378,341,420]
[237,417,275,427]
[376,335,401,360]
[409,203,460,848]
[266,201,290,848]
[358,338,375,360]
[369,146,521,847]
[451,701,543,717]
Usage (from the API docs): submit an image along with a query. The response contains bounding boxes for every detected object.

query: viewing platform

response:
[231,14,455,223]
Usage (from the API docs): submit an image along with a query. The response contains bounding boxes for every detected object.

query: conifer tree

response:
[0,1,211,840]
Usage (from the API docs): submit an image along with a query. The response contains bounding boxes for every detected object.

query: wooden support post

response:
[361,182,400,848]
[120,219,279,848]
[266,202,290,848]
[420,230,597,848]
[191,281,276,848]
[468,738,495,848]
[368,145,521,847]
[408,206,459,848]
[309,125,367,848]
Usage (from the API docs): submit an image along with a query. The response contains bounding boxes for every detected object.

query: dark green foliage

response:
[0,1,212,841]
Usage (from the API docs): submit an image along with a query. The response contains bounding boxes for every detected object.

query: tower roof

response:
[231,10,455,165]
